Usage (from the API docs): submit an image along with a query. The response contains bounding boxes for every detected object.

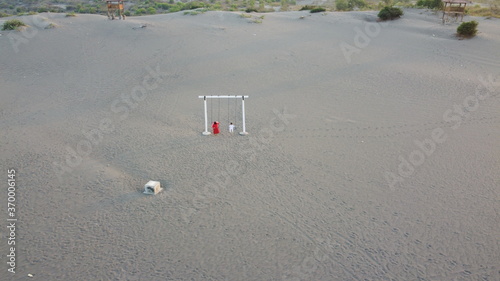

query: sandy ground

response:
[1,8,499,281]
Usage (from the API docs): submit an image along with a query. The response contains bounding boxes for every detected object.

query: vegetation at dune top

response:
[0,0,498,18]
[466,3,500,18]
[299,5,326,12]
[240,12,264,23]
[310,7,326,13]
[415,0,443,9]
[2,18,25,30]
[183,8,208,15]
[0,0,291,17]
[299,5,316,10]
[335,0,368,11]
[457,20,478,37]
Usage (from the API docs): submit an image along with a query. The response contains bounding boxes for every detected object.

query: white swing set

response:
[198,95,249,136]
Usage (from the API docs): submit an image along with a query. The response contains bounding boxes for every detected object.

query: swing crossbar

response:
[198,95,249,99]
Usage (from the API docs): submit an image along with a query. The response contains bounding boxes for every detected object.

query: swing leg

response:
[239,97,248,135]
[202,96,211,135]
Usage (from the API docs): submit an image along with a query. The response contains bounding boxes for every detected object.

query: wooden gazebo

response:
[106,0,125,20]
[442,0,467,23]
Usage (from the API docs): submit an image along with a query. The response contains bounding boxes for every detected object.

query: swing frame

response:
[198,95,249,136]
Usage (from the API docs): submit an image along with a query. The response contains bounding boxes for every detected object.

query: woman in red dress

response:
[212,121,220,135]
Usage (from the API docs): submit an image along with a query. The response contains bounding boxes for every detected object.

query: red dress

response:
[212,122,220,134]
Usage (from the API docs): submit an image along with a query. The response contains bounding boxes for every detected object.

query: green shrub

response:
[348,0,367,9]
[336,0,367,11]
[169,6,182,12]
[465,4,500,18]
[49,7,64,13]
[156,2,171,10]
[135,8,146,15]
[184,8,208,15]
[416,0,442,9]
[310,7,326,13]
[259,1,265,10]
[300,5,317,10]
[2,19,26,30]
[430,0,442,8]
[336,0,349,10]
[213,2,223,10]
[457,20,478,37]
[378,6,403,20]
[394,1,413,8]
[185,1,207,10]
[281,0,289,11]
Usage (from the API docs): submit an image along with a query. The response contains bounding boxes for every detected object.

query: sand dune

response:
[1,9,499,280]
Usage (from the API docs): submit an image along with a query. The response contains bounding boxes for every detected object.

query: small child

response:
[212,121,220,135]
[229,122,235,133]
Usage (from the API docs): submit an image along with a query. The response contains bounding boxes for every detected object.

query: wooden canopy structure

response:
[442,0,467,23]
[106,0,125,20]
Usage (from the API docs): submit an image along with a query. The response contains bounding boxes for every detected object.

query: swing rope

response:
[210,97,213,123]
[207,96,243,127]
[218,97,221,123]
